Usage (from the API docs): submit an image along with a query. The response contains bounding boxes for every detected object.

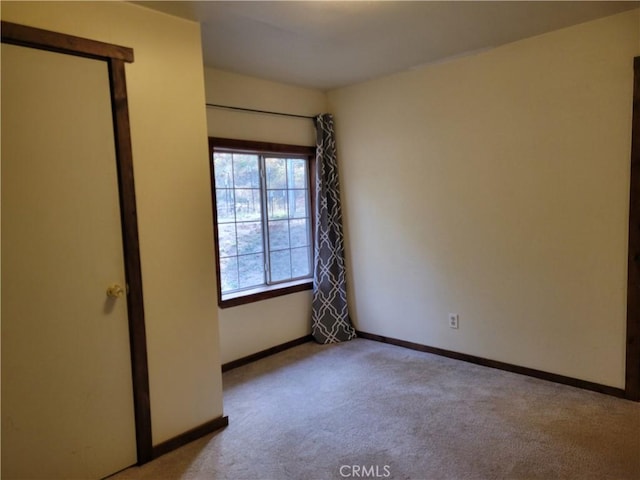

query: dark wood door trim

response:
[626,56,640,401]
[108,58,153,462]
[1,20,133,62]
[1,21,153,462]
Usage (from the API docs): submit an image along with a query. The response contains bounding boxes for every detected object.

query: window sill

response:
[219,279,313,308]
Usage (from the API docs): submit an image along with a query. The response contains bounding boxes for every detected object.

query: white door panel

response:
[2,43,137,479]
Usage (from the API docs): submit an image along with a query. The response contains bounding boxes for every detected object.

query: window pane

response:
[289,219,310,248]
[268,220,290,250]
[216,189,235,223]
[235,189,261,221]
[270,250,291,282]
[233,154,260,188]
[217,223,237,257]
[265,157,286,189]
[238,253,264,289]
[291,247,311,278]
[237,221,263,255]
[267,190,288,219]
[212,145,313,300]
[288,159,307,189]
[220,256,239,293]
[214,153,233,188]
[288,190,308,219]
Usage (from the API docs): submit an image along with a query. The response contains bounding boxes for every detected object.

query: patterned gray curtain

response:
[311,114,357,343]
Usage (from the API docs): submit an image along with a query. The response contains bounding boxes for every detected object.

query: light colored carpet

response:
[112,338,640,479]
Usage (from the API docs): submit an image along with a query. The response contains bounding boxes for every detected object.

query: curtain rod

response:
[206,103,316,120]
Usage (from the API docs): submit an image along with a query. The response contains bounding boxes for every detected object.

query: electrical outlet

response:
[448,313,459,329]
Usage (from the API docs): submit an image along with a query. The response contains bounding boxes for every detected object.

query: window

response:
[209,138,315,307]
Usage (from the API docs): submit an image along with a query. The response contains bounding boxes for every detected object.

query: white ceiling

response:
[135,1,639,90]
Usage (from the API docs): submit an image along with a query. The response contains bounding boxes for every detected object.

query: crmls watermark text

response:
[339,465,391,478]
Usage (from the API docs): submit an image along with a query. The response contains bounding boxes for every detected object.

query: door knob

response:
[106,284,125,298]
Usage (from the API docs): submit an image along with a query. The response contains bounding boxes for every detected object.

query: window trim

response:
[208,137,316,308]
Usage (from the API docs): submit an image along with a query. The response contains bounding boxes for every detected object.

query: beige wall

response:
[328,9,639,388]
[204,67,326,363]
[1,1,223,444]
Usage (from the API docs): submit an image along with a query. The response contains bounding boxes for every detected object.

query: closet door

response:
[1,43,137,479]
